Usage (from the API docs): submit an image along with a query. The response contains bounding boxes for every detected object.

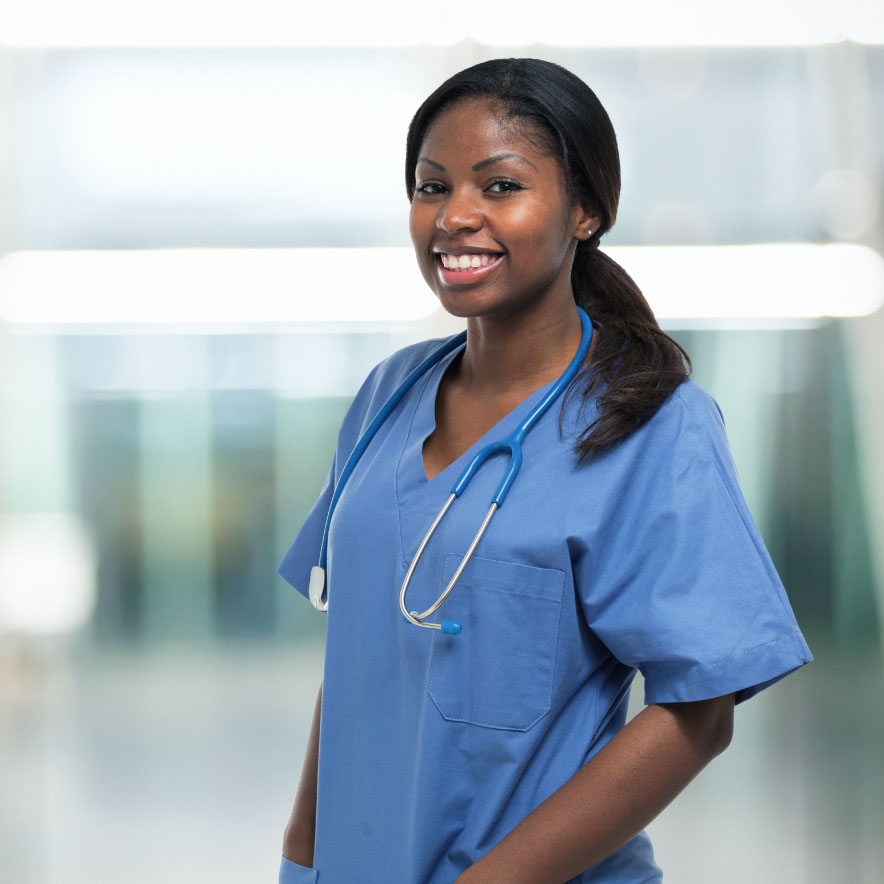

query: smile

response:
[435,252,504,284]
[440,253,498,270]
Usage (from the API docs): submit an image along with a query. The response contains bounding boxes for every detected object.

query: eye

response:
[414,181,447,196]
[486,179,523,194]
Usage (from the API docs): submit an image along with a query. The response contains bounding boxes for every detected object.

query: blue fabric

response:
[279,856,318,884]
[278,337,812,884]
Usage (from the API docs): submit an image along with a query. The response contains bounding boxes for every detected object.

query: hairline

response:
[409,95,575,201]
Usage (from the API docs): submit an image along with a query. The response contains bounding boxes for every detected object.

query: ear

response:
[571,205,601,241]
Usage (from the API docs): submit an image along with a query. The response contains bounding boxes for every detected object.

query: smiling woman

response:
[276,58,812,884]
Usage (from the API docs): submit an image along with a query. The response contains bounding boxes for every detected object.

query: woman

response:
[277,58,812,884]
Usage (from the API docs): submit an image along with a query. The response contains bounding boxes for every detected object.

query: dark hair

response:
[405,58,691,459]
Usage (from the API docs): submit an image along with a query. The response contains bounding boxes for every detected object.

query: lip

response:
[435,252,504,286]
[433,245,503,256]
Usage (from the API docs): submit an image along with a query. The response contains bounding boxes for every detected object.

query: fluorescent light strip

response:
[0,248,437,325]
[0,245,881,329]
[614,244,884,320]
[2,0,877,48]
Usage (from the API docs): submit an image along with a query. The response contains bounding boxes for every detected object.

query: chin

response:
[434,292,500,319]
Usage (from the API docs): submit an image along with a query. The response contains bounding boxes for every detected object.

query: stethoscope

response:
[309,307,594,635]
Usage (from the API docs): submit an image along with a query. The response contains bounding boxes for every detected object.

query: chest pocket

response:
[428,554,565,732]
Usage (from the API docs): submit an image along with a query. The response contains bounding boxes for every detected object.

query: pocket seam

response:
[469,584,564,603]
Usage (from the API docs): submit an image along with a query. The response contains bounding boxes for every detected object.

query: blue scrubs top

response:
[278,337,812,884]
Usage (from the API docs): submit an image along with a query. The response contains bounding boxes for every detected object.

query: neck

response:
[456,299,585,397]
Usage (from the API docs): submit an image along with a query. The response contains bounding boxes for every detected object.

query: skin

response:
[283,683,321,866]
[283,98,736,880]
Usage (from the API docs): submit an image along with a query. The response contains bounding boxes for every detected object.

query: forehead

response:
[418,98,551,166]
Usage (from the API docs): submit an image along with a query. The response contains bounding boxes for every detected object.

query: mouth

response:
[435,251,504,285]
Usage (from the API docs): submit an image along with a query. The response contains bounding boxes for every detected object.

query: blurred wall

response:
[1,40,882,645]
[1,17,883,884]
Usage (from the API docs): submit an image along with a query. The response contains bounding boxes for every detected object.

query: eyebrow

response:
[417,152,538,173]
[472,153,537,172]
[418,156,445,171]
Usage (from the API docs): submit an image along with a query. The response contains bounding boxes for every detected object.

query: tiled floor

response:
[1,635,880,883]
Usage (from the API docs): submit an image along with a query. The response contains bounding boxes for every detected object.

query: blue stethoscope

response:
[309,307,594,635]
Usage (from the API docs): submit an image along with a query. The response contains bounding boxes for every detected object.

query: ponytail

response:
[569,241,691,459]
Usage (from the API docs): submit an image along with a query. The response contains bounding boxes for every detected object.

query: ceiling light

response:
[0,244,880,331]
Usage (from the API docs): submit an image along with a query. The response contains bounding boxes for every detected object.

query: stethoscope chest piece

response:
[309,566,328,611]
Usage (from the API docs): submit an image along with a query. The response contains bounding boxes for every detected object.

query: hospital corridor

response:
[2,4,884,882]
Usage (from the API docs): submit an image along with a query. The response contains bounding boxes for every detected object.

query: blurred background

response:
[1,2,883,882]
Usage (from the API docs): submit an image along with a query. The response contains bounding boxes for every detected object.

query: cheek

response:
[508,205,571,256]
[409,202,433,248]
[408,205,438,287]
[407,205,419,245]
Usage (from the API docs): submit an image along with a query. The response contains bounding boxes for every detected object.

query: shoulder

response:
[364,336,458,392]
[671,379,726,429]
[575,379,734,492]
[626,380,746,505]
[632,379,728,454]
[574,379,754,550]
[565,377,726,458]
[337,334,462,442]
[354,335,459,409]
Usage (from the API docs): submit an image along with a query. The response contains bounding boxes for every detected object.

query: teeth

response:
[440,253,498,270]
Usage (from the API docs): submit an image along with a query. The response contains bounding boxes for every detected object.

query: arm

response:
[282,683,322,866]
[455,693,734,884]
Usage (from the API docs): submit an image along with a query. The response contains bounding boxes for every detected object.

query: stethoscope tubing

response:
[401,307,594,632]
[317,330,468,572]
[308,329,467,611]
[310,307,593,628]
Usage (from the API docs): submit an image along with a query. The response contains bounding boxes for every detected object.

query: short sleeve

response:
[579,383,812,705]
[277,454,336,599]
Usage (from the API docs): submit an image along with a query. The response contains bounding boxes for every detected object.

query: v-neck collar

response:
[395,341,561,502]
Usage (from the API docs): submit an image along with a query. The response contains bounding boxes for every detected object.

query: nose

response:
[436,185,483,234]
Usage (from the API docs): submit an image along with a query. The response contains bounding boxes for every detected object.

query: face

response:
[409,98,595,321]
